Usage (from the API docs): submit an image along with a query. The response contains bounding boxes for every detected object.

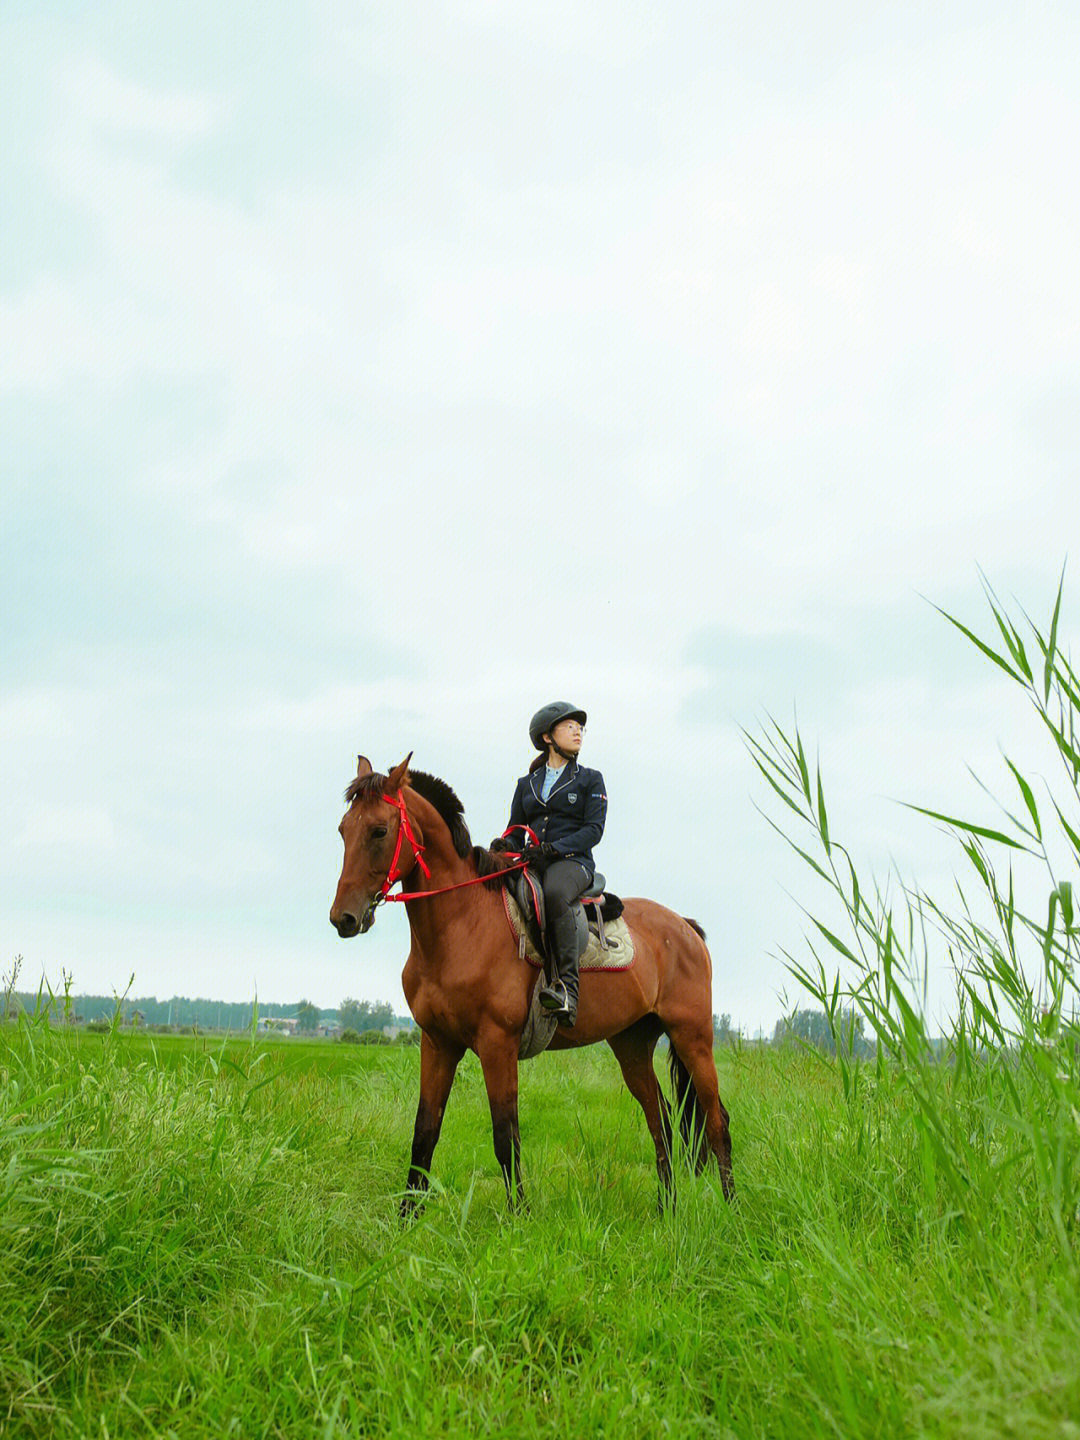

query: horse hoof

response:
[399,1193,427,1223]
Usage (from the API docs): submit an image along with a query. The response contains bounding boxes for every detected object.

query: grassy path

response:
[2,1026,1077,1438]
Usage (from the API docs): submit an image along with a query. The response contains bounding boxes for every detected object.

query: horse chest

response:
[404,970,469,1038]
[405,964,524,1045]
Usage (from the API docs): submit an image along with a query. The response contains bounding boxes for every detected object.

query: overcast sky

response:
[4,3,1079,1033]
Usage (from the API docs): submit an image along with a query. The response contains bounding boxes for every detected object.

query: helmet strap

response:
[548,738,577,763]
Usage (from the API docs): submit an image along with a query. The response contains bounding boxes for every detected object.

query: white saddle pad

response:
[502,891,635,972]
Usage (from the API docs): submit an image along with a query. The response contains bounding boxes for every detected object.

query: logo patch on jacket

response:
[567,792,578,803]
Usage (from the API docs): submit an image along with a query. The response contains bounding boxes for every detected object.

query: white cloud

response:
[0,281,104,392]
[4,4,1080,1028]
[15,804,119,853]
[60,54,227,140]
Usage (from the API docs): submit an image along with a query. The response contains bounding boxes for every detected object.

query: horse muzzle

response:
[330,898,377,938]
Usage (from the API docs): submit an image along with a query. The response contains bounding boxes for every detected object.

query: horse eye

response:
[371,826,388,841]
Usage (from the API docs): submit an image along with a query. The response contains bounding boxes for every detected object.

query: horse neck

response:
[397,793,493,950]
[399,791,464,881]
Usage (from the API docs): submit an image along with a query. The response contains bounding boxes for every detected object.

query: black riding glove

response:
[522,842,558,871]
[489,836,515,853]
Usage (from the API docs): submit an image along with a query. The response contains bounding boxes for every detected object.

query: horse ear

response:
[386,752,413,792]
[356,754,373,778]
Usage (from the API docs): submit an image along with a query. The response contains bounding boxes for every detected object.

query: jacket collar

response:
[529,758,578,805]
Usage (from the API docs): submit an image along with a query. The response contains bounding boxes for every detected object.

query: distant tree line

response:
[9,990,866,1053]
[772,1007,875,1058]
[9,991,409,1034]
[713,1013,737,1045]
[711,1009,876,1056]
[338,998,397,1033]
[11,992,280,1029]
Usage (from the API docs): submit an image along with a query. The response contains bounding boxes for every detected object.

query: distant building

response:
[256,1016,300,1034]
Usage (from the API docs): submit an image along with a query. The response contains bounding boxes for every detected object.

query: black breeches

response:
[542,859,590,970]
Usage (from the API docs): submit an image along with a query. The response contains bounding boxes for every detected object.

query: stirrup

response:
[538,978,570,1014]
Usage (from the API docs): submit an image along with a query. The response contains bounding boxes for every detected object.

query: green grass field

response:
[2,1022,1077,1439]
[5,585,1080,1438]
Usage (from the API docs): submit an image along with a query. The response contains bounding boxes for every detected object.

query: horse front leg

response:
[401,1030,464,1219]
[477,1032,526,1212]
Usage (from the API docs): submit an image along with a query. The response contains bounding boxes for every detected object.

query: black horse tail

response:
[668,1045,709,1174]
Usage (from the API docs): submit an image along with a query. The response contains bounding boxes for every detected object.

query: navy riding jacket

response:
[506,761,607,879]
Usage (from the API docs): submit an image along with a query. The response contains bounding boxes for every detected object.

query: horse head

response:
[330,752,417,937]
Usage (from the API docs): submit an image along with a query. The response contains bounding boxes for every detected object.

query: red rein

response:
[376,795,534,905]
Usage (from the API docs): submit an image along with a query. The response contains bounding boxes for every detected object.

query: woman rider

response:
[501,702,607,1028]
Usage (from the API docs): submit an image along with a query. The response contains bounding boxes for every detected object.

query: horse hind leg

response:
[607,1017,674,1209]
[665,1024,734,1198]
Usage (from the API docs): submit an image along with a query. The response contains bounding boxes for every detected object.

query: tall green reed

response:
[749,572,1080,1269]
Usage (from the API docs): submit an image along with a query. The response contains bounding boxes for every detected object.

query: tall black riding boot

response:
[554,951,580,1028]
[538,905,581,1027]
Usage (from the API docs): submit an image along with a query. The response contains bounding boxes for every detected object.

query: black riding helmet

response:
[529,701,587,752]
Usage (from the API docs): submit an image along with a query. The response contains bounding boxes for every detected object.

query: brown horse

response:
[329,754,733,1213]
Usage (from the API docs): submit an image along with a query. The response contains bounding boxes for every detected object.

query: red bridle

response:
[375,791,431,902]
[374,795,533,906]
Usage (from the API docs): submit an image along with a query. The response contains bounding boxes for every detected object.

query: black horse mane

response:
[343,767,511,886]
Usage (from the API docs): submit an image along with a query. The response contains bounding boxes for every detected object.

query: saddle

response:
[503,868,633,1061]
[505,867,625,970]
